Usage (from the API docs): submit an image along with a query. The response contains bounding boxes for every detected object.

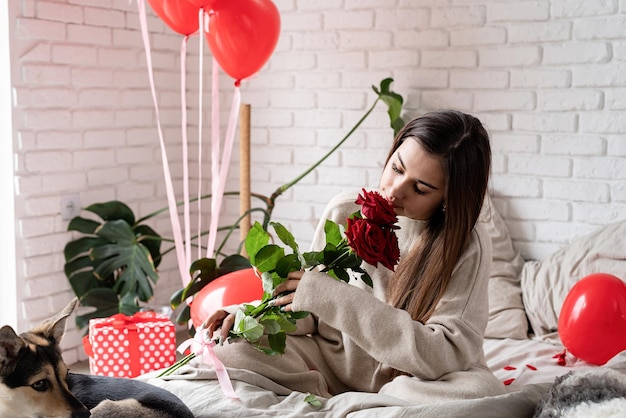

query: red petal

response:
[503,365,516,370]
[503,378,515,386]
[526,364,537,371]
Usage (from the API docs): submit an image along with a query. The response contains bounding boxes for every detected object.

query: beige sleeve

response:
[293,225,492,380]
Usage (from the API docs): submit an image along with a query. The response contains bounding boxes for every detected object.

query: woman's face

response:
[379,138,445,220]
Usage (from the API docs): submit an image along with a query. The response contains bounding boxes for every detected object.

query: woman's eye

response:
[413,185,426,196]
[31,379,50,392]
[391,163,402,174]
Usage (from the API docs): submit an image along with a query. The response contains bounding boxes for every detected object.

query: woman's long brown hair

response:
[386,110,491,324]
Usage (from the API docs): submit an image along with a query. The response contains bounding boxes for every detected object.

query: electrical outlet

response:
[60,194,81,221]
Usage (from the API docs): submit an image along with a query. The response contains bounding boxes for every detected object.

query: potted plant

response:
[64,201,163,329]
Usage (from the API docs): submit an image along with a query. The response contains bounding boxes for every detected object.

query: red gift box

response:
[83,311,176,378]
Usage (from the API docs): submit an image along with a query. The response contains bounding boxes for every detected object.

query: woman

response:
[204,109,505,402]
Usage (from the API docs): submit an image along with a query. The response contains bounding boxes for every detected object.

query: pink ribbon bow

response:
[177,327,238,399]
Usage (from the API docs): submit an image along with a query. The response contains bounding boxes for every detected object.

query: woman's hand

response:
[202,309,235,343]
[271,270,304,312]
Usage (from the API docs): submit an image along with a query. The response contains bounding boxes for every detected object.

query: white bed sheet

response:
[484,337,600,392]
[140,338,625,418]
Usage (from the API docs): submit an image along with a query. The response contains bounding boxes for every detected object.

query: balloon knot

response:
[234,80,241,87]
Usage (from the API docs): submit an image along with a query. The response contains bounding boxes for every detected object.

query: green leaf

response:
[75,288,120,329]
[86,201,136,225]
[360,271,373,288]
[324,220,342,246]
[271,222,299,255]
[322,242,341,266]
[170,287,185,309]
[245,222,270,265]
[64,236,108,262]
[92,241,158,301]
[64,255,95,278]
[134,224,162,267]
[261,271,274,294]
[175,304,191,326]
[180,257,218,301]
[343,252,362,269]
[304,394,322,408]
[95,219,136,242]
[260,317,281,334]
[372,77,405,136]
[302,250,324,267]
[254,244,285,273]
[257,345,284,356]
[217,254,252,275]
[271,272,287,290]
[236,313,264,342]
[274,253,301,278]
[289,311,310,320]
[267,332,286,355]
[333,267,350,283]
[119,292,141,316]
[274,312,298,333]
[67,216,101,234]
[68,269,105,299]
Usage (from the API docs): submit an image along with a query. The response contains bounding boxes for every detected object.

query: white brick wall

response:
[6,0,626,364]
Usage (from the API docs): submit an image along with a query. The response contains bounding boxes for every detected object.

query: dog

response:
[0,298,195,418]
[534,368,626,418]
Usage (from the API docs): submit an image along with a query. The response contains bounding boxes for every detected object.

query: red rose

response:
[345,218,400,271]
[355,189,398,227]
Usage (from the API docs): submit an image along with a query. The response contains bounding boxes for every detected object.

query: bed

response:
[140,196,626,417]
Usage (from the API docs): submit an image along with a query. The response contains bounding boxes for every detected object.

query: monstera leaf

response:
[372,77,404,136]
[64,201,162,329]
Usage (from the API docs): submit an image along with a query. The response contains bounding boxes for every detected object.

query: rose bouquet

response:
[159,189,399,376]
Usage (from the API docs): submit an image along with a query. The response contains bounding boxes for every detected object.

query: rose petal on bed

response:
[503,365,517,370]
[503,378,515,386]
[526,364,537,371]
[552,349,567,366]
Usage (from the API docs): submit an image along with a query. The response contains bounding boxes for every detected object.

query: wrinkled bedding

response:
[140,340,625,418]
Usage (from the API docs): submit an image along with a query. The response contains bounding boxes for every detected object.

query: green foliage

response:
[304,393,322,408]
[65,78,406,338]
[229,218,378,355]
[372,77,405,136]
[64,201,162,329]
[169,254,251,326]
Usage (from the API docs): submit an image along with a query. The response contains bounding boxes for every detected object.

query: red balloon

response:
[187,0,217,8]
[147,0,199,36]
[558,273,626,365]
[206,0,280,82]
[190,268,264,328]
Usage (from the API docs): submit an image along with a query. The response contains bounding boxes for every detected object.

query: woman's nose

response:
[388,180,404,200]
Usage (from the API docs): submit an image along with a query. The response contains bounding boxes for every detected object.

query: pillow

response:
[520,219,626,341]
[480,195,528,339]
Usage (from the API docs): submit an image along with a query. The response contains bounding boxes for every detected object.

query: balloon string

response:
[207,55,221,257]
[136,0,188,284]
[181,36,191,270]
[206,86,241,258]
[196,8,205,262]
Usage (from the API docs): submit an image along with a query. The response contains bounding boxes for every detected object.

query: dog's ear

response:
[0,325,27,377]
[37,297,80,345]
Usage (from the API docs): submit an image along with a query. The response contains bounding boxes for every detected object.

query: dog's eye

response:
[31,379,50,392]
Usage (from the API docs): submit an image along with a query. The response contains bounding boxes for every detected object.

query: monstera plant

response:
[64,201,163,329]
[63,78,405,331]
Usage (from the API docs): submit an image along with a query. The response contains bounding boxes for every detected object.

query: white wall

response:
[7,0,626,364]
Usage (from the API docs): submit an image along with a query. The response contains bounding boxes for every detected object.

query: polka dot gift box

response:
[83,311,176,378]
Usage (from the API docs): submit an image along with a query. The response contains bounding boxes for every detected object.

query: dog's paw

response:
[90,399,171,418]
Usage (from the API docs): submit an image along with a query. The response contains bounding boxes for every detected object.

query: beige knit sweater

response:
[214,190,505,402]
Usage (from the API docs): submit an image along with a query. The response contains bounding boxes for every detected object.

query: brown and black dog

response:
[0,298,194,418]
